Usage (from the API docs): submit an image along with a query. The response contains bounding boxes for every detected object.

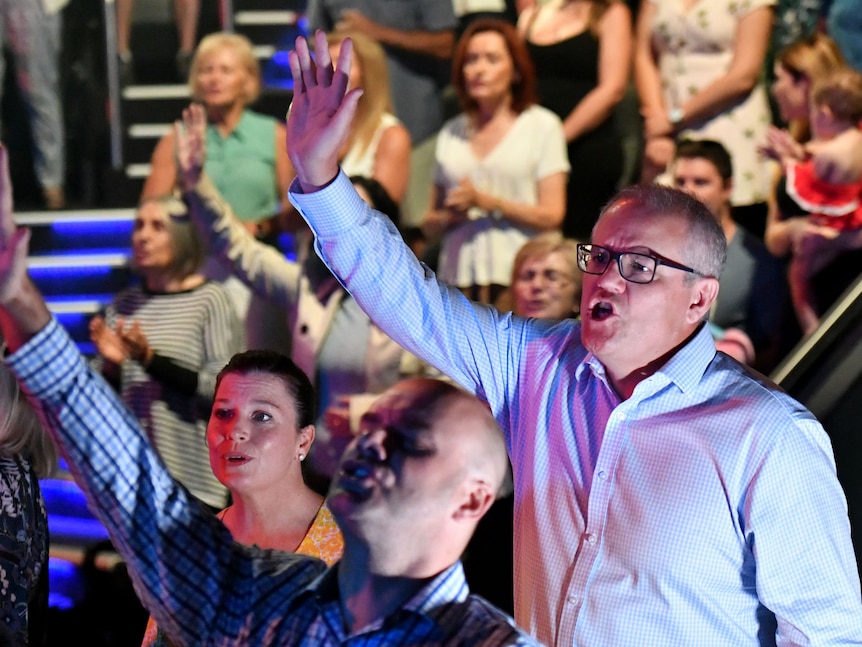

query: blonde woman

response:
[496,231,583,319]
[143,33,296,351]
[326,31,412,204]
[143,32,293,237]
[763,34,846,260]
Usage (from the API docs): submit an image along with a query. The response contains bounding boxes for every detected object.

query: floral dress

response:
[649,0,776,206]
[0,454,49,646]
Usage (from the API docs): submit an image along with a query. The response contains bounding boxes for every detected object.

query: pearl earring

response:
[298,453,305,462]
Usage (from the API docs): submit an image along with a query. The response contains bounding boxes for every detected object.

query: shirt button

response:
[567,596,580,606]
[597,470,607,481]
[584,533,597,545]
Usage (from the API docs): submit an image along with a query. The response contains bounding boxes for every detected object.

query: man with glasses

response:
[282,32,862,646]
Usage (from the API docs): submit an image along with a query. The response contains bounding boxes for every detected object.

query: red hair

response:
[451,18,537,116]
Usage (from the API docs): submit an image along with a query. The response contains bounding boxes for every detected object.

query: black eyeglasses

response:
[576,244,706,284]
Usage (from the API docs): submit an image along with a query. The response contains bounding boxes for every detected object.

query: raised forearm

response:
[0,276,51,352]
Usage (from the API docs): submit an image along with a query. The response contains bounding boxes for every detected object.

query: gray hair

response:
[597,183,727,281]
[136,195,205,280]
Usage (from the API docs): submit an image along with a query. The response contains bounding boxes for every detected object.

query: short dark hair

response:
[215,350,316,428]
[349,175,400,226]
[674,139,733,183]
[599,183,727,281]
[451,18,537,116]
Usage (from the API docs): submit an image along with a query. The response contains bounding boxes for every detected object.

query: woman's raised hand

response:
[175,103,207,190]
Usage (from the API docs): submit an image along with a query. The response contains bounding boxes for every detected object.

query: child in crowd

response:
[762,67,862,336]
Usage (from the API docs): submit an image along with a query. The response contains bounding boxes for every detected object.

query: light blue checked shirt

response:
[290,171,862,647]
[7,318,543,646]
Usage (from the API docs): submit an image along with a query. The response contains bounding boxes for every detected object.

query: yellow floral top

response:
[140,502,344,647]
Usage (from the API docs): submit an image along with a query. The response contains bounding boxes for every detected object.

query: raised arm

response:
[0,146,50,349]
[285,33,561,422]
[177,104,304,307]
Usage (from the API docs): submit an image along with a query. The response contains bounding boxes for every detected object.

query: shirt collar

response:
[577,322,716,396]
[302,561,471,634]
[207,110,250,142]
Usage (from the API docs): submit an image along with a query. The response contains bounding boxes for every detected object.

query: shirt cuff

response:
[288,170,370,237]
[6,317,81,401]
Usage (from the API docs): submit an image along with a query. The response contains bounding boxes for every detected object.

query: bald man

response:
[0,145,540,645]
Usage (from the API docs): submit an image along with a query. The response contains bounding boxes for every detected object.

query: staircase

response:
[112,0,301,203]
[37,2,303,641]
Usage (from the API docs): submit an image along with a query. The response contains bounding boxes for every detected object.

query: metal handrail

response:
[102,0,123,170]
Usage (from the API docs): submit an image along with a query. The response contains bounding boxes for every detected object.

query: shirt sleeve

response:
[740,412,862,644]
[185,175,304,310]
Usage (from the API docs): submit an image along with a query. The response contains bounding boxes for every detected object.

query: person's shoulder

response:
[523,104,560,122]
[708,353,818,422]
[452,594,546,646]
[197,280,237,303]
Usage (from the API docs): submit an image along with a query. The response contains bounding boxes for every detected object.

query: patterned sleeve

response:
[295,502,344,566]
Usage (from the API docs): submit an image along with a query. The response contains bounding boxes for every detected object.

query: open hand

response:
[90,315,129,365]
[175,103,207,190]
[758,126,804,165]
[119,320,153,365]
[287,30,363,191]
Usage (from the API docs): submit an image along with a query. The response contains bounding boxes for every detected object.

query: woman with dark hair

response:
[89,195,242,511]
[518,0,632,240]
[141,349,344,646]
[423,18,569,304]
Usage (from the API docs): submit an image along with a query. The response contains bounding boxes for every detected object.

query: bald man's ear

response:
[453,478,497,522]
[687,276,720,324]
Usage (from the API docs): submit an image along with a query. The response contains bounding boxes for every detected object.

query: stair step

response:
[234,10,300,25]
[28,252,130,269]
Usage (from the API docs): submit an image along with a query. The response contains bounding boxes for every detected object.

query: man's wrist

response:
[0,278,52,352]
[296,170,340,194]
